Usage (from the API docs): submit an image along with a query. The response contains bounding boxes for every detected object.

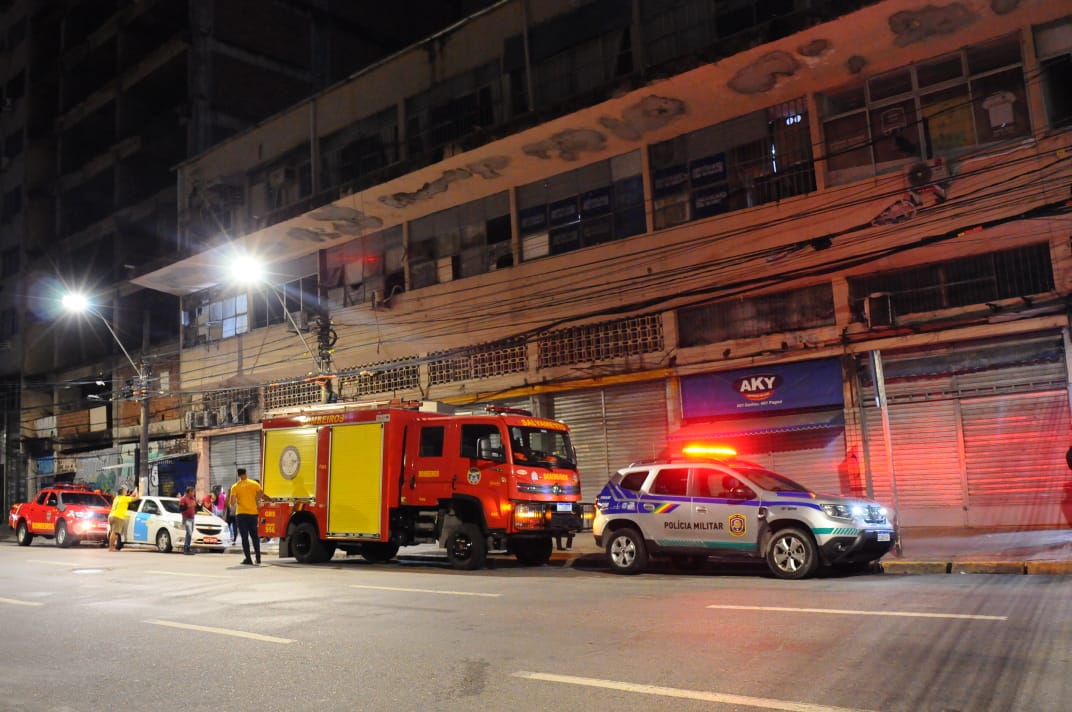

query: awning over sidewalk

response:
[669,410,844,441]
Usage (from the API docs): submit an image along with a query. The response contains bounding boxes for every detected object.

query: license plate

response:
[203,537,219,544]
[556,503,573,513]
[877,532,890,542]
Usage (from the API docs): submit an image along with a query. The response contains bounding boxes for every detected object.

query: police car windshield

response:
[732,464,810,493]
[509,426,577,470]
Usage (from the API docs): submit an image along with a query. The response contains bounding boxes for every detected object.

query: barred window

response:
[538,314,663,368]
[428,339,527,385]
[848,243,1054,322]
[678,284,835,346]
[263,380,321,411]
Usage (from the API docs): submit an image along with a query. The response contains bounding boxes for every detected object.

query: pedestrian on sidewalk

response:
[179,486,197,554]
[229,468,269,565]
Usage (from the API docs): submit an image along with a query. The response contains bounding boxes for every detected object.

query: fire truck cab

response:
[258,401,585,570]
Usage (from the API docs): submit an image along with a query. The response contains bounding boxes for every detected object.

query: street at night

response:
[2,543,1069,712]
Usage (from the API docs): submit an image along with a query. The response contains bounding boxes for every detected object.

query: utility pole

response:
[136,363,151,494]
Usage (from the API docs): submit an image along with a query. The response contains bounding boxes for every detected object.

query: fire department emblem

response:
[467,469,481,485]
[279,446,301,480]
[728,513,747,537]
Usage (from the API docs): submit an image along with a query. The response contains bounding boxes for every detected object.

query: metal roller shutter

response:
[553,381,669,499]
[208,432,262,492]
[769,432,848,496]
[962,390,1070,525]
[864,400,965,526]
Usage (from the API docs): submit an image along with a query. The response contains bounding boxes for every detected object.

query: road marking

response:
[513,671,878,712]
[145,620,294,644]
[348,584,501,597]
[706,604,1007,621]
[0,597,43,607]
[144,569,231,579]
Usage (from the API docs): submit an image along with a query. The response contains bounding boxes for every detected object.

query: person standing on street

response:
[179,486,198,554]
[229,468,269,565]
[107,486,139,551]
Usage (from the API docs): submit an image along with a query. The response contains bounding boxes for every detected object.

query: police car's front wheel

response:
[606,527,647,575]
[767,527,818,579]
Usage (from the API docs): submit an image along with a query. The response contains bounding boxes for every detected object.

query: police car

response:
[592,446,895,579]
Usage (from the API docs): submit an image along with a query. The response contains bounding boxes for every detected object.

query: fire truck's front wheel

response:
[291,521,335,564]
[445,523,486,571]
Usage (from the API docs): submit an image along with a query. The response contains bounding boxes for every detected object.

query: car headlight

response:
[821,504,852,520]
[73,511,94,519]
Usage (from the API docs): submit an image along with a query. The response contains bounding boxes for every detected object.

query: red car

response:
[8,483,113,547]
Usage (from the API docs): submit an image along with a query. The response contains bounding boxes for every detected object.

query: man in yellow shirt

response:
[229,468,269,565]
[108,486,139,551]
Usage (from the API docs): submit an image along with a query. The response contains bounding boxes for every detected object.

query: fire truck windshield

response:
[509,426,577,470]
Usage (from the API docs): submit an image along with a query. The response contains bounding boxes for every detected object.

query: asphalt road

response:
[1,542,1069,712]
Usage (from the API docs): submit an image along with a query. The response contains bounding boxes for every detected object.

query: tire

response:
[511,538,553,566]
[156,529,173,553]
[606,527,647,575]
[361,541,400,563]
[672,554,707,571]
[290,521,333,564]
[55,521,76,548]
[766,527,818,579]
[15,521,33,546]
[445,522,487,571]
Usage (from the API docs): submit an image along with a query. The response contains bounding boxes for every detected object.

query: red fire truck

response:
[257,401,586,570]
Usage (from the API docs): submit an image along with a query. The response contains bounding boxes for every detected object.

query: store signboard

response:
[681,358,843,417]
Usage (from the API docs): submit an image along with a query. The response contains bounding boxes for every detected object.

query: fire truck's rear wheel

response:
[445,523,486,571]
[361,542,400,563]
[512,538,553,566]
[291,521,334,564]
[15,521,33,546]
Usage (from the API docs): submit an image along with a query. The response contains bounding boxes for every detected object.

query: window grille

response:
[538,314,663,368]
[263,380,321,411]
[428,339,527,385]
[338,359,420,398]
[678,284,835,346]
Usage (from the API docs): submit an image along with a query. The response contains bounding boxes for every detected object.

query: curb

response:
[881,559,1072,575]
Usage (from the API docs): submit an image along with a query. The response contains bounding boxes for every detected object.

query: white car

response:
[120,496,233,552]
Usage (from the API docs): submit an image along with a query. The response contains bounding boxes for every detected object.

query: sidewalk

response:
[550,526,1072,576]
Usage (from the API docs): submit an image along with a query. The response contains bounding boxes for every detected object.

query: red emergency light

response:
[682,444,737,458]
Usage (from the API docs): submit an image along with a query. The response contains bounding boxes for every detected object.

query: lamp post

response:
[62,293,150,494]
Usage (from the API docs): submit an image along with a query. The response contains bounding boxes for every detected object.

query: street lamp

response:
[62,292,151,494]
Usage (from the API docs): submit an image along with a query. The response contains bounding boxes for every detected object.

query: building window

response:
[320,107,399,196]
[323,226,404,306]
[409,193,511,289]
[1035,16,1072,130]
[428,338,528,385]
[185,292,250,343]
[538,314,663,368]
[251,275,319,329]
[519,151,644,261]
[847,243,1054,322]
[649,98,814,230]
[677,284,835,346]
[405,62,502,163]
[820,33,1029,185]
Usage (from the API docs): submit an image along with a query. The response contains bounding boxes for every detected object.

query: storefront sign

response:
[681,358,843,417]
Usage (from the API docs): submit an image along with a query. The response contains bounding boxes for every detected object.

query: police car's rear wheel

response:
[767,527,818,579]
[607,527,646,575]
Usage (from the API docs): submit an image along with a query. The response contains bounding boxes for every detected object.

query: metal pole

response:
[138,384,149,495]
[870,350,902,555]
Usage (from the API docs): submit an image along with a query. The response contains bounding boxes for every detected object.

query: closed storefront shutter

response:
[552,381,668,499]
[769,431,848,496]
[209,431,262,491]
[961,391,1070,526]
[864,400,965,526]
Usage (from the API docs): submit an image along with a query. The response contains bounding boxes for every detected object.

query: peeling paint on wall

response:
[522,128,607,160]
[797,39,832,58]
[286,227,339,243]
[728,51,800,94]
[465,155,510,178]
[990,0,1020,15]
[847,55,868,74]
[377,168,474,208]
[888,3,977,47]
[309,206,384,232]
[598,95,687,141]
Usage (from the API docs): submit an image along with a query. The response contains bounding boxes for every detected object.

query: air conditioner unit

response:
[287,310,310,332]
[229,402,247,425]
[864,292,894,329]
[905,159,949,189]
